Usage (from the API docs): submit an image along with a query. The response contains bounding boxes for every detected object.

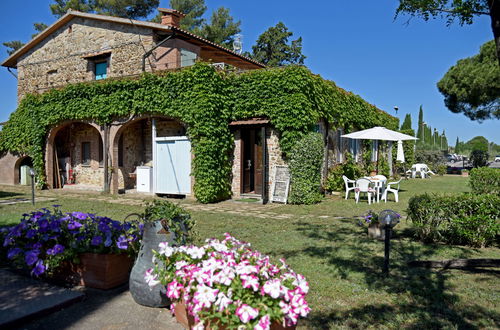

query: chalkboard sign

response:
[270,165,290,204]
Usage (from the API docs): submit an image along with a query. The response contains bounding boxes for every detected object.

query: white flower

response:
[235,304,259,323]
[193,284,218,308]
[292,274,309,294]
[214,292,232,311]
[158,242,174,257]
[188,246,206,259]
[214,268,235,286]
[144,268,160,287]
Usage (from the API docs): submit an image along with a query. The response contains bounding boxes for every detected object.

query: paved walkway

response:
[0,268,182,330]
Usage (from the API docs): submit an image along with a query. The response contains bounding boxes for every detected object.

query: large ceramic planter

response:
[129,221,174,307]
[174,300,296,330]
[55,253,133,289]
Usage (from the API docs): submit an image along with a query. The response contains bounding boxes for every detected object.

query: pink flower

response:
[235,304,259,323]
[263,279,281,299]
[293,274,309,294]
[291,296,310,317]
[214,292,232,312]
[241,274,259,292]
[193,284,218,308]
[254,314,271,330]
[166,280,183,300]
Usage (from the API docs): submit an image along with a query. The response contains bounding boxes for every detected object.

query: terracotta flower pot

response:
[55,253,133,289]
[173,300,296,330]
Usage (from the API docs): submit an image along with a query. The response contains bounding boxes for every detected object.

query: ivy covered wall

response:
[0,64,397,203]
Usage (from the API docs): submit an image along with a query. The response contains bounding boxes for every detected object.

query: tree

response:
[3,41,24,55]
[4,0,159,55]
[250,22,306,67]
[400,113,412,130]
[455,137,460,153]
[395,0,500,63]
[200,7,241,48]
[51,0,160,19]
[437,40,500,121]
[169,0,206,32]
[466,136,489,152]
[416,105,424,143]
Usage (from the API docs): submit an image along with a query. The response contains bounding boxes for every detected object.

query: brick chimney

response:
[158,8,186,28]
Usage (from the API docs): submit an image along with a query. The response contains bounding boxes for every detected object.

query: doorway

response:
[241,128,263,195]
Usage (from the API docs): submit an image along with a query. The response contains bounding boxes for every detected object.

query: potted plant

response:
[359,210,401,240]
[146,233,310,329]
[461,169,469,177]
[2,206,142,289]
[129,199,197,307]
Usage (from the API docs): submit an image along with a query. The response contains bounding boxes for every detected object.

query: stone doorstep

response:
[0,269,85,328]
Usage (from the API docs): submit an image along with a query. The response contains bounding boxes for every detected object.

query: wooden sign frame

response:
[270,165,290,204]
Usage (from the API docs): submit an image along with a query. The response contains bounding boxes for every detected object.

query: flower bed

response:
[147,233,310,329]
[2,206,142,277]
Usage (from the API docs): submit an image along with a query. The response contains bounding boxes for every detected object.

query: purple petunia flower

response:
[32,260,46,276]
[3,237,13,247]
[91,236,103,246]
[104,234,112,247]
[98,222,110,233]
[26,229,37,239]
[116,235,128,250]
[25,250,39,266]
[67,221,82,230]
[71,212,88,220]
[52,204,61,208]
[111,221,122,231]
[33,242,42,250]
[53,244,64,254]
[7,247,22,259]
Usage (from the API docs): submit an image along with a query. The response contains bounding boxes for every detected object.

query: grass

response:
[0,175,499,329]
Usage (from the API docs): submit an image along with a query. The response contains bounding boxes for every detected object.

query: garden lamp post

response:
[29,168,35,205]
[379,209,400,276]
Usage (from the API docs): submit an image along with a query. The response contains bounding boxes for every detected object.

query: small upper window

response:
[95,62,108,80]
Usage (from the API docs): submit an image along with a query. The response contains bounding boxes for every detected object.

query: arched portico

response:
[45,120,103,189]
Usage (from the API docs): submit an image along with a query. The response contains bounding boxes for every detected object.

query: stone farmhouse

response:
[0,8,393,203]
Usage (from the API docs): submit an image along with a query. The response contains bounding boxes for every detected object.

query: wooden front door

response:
[241,128,263,195]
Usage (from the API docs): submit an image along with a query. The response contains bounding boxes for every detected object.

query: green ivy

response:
[0,63,397,203]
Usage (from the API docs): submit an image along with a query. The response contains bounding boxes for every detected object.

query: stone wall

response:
[0,152,26,185]
[16,17,155,100]
[70,123,104,187]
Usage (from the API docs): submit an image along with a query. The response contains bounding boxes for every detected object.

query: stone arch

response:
[109,115,187,194]
[45,120,103,189]
[13,155,33,185]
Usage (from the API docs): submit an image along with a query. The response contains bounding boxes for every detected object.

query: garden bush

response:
[414,150,446,170]
[288,132,324,204]
[470,149,489,168]
[469,167,500,195]
[407,193,500,247]
[324,153,363,192]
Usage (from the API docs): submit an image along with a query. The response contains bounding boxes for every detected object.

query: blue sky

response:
[0,0,497,144]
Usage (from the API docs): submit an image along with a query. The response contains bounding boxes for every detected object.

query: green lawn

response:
[1,175,499,329]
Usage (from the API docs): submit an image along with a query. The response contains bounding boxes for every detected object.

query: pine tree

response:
[199,7,241,48]
[400,113,412,130]
[250,22,306,67]
[455,137,460,153]
[416,105,424,145]
[168,0,207,32]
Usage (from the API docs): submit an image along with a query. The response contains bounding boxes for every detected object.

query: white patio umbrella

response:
[396,140,405,163]
[341,127,417,175]
[341,126,418,142]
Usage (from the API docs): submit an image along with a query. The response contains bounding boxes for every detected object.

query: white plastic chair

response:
[372,175,387,202]
[382,178,402,202]
[421,165,435,177]
[355,178,375,204]
[342,175,356,200]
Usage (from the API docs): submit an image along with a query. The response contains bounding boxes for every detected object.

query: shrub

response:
[436,164,447,176]
[407,193,500,247]
[288,132,324,204]
[469,167,500,195]
[324,153,363,192]
[470,149,489,168]
[414,150,446,170]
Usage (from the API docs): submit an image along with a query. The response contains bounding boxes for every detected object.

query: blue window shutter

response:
[95,62,107,80]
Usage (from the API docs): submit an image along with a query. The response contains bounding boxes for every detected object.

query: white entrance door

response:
[154,137,191,194]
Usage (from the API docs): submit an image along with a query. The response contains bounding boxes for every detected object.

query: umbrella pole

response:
[376,140,380,174]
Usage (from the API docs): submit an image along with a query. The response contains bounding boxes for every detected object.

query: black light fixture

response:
[393,106,399,115]
[29,168,36,205]
[379,209,400,275]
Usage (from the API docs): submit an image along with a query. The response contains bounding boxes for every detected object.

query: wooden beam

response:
[408,258,500,269]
